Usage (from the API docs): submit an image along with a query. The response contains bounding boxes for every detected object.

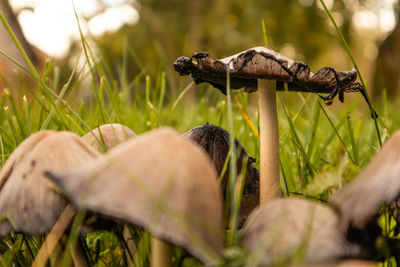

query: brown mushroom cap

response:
[174,46,362,98]
[183,123,260,224]
[241,198,362,265]
[81,123,136,152]
[0,131,100,236]
[46,127,223,264]
[330,131,400,232]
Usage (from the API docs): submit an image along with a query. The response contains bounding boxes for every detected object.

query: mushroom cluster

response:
[1,120,400,266]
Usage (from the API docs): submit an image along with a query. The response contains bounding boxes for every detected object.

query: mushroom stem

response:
[258,79,281,203]
[151,237,172,267]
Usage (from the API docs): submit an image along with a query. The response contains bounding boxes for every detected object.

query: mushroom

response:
[240,130,400,265]
[240,198,364,266]
[0,130,100,266]
[330,130,400,253]
[183,123,259,225]
[81,123,136,152]
[174,46,363,204]
[45,127,223,265]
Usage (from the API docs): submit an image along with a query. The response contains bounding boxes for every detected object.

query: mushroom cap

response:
[0,131,100,236]
[81,123,136,152]
[46,127,223,264]
[174,46,363,97]
[241,198,361,265]
[330,131,400,232]
[183,123,260,225]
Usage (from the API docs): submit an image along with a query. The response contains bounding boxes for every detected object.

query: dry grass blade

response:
[31,205,76,267]
[46,127,224,264]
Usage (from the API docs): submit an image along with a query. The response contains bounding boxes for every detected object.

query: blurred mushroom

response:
[0,130,99,235]
[0,130,100,266]
[241,198,364,266]
[46,127,223,265]
[183,123,259,225]
[330,130,400,250]
[174,47,363,204]
[81,123,136,152]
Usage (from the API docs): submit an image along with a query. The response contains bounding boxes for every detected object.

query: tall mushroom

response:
[174,46,363,204]
[0,130,100,266]
[45,127,223,266]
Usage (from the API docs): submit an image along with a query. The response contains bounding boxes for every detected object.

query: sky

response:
[9,0,139,57]
[6,0,399,58]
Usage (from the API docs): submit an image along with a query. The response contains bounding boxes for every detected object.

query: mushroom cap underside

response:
[46,127,224,264]
[174,46,363,96]
[0,130,100,235]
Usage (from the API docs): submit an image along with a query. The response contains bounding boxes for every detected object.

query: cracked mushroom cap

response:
[183,123,259,225]
[81,123,136,152]
[174,46,362,102]
[241,198,362,266]
[45,127,223,264]
[330,131,400,233]
[0,131,100,236]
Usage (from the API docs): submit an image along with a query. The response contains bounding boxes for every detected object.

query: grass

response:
[0,3,400,267]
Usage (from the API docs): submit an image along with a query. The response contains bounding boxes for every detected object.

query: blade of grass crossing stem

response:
[230,159,248,244]
[346,114,359,166]
[225,66,238,246]
[279,94,315,177]
[318,102,355,164]
[319,0,381,147]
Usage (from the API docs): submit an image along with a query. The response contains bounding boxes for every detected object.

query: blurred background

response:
[0,0,399,100]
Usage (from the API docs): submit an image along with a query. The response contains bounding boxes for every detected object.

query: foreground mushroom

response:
[240,130,400,265]
[0,130,99,235]
[330,131,400,240]
[45,127,223,265]
[241,198,364,266]
[0,130,100,266]
[183,123,259,224]
[174,46,363,204]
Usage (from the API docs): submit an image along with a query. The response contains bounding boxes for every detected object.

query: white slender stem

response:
[151,237,172,267]
[258,79,281,204]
